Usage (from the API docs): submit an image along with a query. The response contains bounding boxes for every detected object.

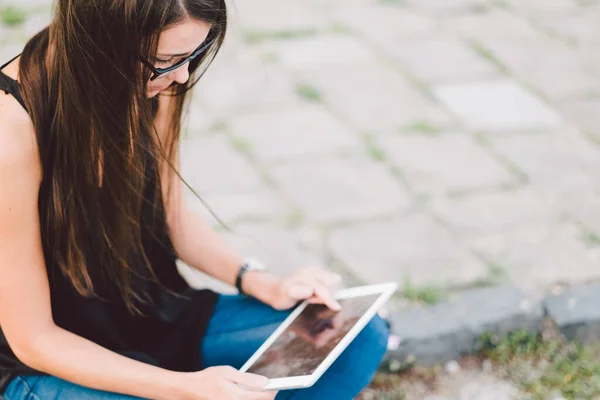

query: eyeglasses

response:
[141,38,216,81]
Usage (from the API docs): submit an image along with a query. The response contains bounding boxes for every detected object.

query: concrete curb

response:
[382,284,600,371]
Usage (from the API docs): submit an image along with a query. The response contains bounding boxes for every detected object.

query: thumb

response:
[227,370,269,390]
[286,283,314,300]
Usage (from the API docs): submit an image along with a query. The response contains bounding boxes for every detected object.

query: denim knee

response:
[360,314,390,362]
[342,314,389,371]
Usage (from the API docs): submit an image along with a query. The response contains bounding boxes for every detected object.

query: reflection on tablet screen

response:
[246,294,381,379]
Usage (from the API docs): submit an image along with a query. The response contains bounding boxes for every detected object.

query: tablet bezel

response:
[239,282,397,391]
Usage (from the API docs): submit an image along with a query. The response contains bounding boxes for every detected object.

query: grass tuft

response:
[402,277,445,305]
[245,29,319,44]
[401,120,439,135]
[477,329,600,400]
[295,83,322,103]
[0,6,27,26]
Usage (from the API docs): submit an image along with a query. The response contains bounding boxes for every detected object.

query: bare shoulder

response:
[0,91,41,181]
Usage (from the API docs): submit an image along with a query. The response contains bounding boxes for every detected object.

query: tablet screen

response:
[246,293,381,379]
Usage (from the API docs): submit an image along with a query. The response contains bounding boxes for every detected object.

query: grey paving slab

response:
[259,34,377,73]
[476,36,600,99]
[329,4,436,46]
[406,0,490,15]
[0,42,22,64]
[179,136,264,194]
[329,213,487,287]
[388,285,543,366]
[558,182,600,239]
[380,134,514,195]
[300,64,454,131]
[468,222,600,293]
[185,188,293,226]
[23,10,51,37]
[490,126,600,187]
[385,35,499,83]
[545,284,600,345]
[232,0,329,32]
[434,79,562,131]
[458,380,519,400]
[268,154,411,223]
[432,187,560,234]
[534,11,600,45]
[178,222,327,292]
[218,222,327,278]
[502,0,580,13]
[442,9,540,40]
[560,99,600,139]
[229,104,361,163]
[191,47,300,117]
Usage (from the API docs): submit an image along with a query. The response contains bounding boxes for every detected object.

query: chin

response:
[147,90,160,98]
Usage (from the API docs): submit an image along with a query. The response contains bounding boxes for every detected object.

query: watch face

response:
[245,257,267,271]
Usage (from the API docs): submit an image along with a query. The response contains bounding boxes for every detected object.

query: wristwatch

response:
[235,256,268,295]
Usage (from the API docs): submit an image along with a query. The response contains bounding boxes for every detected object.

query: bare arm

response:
[155,94,280,302]
[0,100,178,400]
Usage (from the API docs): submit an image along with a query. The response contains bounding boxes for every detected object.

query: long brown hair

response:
[17,0,227,312]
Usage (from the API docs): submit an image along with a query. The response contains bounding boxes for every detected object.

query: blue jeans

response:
[3,294,389,399]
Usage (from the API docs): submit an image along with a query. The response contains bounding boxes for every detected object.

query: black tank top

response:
[0,54,219,394]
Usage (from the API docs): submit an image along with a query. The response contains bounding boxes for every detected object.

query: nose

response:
[172,63,190,85]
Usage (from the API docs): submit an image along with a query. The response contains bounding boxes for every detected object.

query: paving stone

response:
[232,0,328,32]
[458,380,519,400]
[329,213,487,287]
[23,11,52,37]
[386,35,499,83]
[477,36,600,99]
[330,4,436,46]
[192,47,300,117]
[490,126,600,187]
[15,0,53,7]
[300,64,454,131]
[406,0,490,15]
[181,106,214,135]
[545,284,600,345]
[560,99,600,139]
[219,223,327,278]
[442,9,540,40]
[259,35,376,73]
[502,0,579,13]
[434,79,562,131]
[229,104,361,163]
[185,188,292,226]
[559,183,600,239]
[469,222,600,293]
[178,223,326,292]
[179,136,264,194]
[432,187,560,234]
[387,285,544,366]
[269,154,410,223]
[381,134,514,195]
[0,43,24,65]
[534,11,600,45]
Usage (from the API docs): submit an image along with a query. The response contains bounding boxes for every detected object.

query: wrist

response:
[242,270,281,304]
[158,370,192,400]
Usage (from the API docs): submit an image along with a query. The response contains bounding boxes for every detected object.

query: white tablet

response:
[240,282,397,391]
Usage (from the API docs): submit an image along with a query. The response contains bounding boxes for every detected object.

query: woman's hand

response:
[264,267,343,311]
[172,366,276,400]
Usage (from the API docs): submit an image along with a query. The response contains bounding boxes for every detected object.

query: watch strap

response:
[235,262,251,295]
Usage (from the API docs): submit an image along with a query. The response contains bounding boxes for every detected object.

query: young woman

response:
[0,1,389,399]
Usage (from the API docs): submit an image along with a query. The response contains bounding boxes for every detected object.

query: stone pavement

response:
[2,0,600,297]
[185,0,600,299]
[1,0,600,397]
